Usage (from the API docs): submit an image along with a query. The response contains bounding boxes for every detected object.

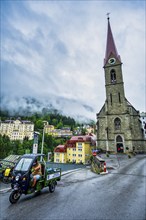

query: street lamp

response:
[41,121,48,161]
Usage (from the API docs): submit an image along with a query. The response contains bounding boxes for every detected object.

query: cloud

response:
[1,1,145,121]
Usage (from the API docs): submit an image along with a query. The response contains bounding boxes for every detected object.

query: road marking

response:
[0,187,11,193]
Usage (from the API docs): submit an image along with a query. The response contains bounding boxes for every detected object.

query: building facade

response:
[44,124,73,138]
[44,125,55,133]
[54,135,96,164]
[0,119,34,141]
[96,17,145,153]
[54,145,67,163]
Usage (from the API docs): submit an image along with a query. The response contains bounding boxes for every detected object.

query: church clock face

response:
[108,57,116,64]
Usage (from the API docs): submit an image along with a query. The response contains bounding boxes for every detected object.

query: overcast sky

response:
[1,0,145,121]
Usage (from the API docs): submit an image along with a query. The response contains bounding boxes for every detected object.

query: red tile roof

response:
[54,145,67,153]
[54,135,96,153]
[66,135,96,146]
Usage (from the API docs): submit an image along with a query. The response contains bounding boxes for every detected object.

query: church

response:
[96,17,145,153]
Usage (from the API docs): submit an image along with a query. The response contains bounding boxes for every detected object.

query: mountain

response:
[1,95,96,122]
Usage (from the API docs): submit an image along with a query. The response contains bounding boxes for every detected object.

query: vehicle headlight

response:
[16,175,20,181]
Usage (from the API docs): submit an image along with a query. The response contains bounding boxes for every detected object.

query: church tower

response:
[96,17,145,153]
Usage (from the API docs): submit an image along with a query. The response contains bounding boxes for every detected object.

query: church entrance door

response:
[116,135,124,153]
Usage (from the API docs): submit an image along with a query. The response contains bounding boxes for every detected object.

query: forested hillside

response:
[0,110,95,159]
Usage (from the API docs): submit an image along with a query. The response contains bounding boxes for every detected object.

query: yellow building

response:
[44,125,55,134]
[54,135,96,164]
[0,119,34,141]
[45,125,73,138]
[54,145,67,163]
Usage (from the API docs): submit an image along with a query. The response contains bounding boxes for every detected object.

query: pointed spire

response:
[104,16,121,65]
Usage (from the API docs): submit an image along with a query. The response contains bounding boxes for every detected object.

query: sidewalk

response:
[99,153,136,170]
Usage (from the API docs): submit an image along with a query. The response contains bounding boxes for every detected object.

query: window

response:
[14,158,33,172]
[78,143,82,149]
[118,93,121,103]
[78,149,82,151]
[114,118,121,130]
[110,94,112,105]
[72,154,76,157]
[110,69,116,83]
[78,154,82,157]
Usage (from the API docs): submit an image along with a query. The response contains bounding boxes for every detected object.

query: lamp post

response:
[41,121,48,161]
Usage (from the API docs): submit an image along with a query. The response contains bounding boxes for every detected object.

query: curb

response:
[100,170,109,175]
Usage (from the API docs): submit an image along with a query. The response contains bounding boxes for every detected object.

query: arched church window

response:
[114,118,121,130]
[110,69,116,83]
[116,135,122,142]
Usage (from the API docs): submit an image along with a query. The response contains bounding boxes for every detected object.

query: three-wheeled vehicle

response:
[9,154,61,204]
[0,160,16,184]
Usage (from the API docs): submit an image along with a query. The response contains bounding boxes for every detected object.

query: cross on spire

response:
[106,12,110,20]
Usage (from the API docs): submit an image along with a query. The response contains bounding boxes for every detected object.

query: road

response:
[0,155,146,220]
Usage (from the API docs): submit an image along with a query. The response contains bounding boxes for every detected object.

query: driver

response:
[31,159,42,188]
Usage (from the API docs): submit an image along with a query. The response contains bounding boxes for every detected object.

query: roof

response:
[54,145,67,153]
[66,135,96,146]
[0,155,21,168]
[0,154,20,164]
[21,154,45,158]
[104,18,121,65]
[70,135,91,142]
[1,119,33,124]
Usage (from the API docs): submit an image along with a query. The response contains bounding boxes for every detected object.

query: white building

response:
[0,119,34,141]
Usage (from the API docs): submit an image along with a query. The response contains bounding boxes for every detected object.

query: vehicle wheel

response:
[3,177,11,184]
[9,191,21,204]
[49,182,56,193]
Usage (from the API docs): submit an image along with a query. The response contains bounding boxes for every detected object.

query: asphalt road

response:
[0,155,146,220]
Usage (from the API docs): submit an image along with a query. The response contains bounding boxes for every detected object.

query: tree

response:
[0,135,11,158]
[17,144,25,155]
[44,135,54,152]
[57,119,63,129]
[52,118,58,126]
[35,119,44,130]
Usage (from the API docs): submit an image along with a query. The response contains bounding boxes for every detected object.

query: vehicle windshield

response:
[14,158,33,172]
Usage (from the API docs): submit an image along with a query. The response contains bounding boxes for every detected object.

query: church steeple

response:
[96,15,145,155]
[103,15,126,115]
[104,16,121,65]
